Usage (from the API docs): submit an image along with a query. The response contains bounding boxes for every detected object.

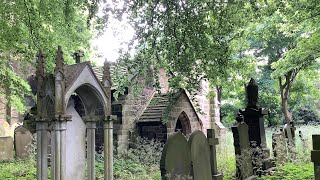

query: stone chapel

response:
[92,63,226,150]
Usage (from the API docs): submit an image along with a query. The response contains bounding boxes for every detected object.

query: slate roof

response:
[138,94,171,122]
[91,64,136,90]
[64,62,88,89]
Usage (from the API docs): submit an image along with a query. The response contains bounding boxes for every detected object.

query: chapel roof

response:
[137,89,201,123]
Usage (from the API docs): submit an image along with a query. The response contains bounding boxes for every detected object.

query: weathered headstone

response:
[160,131,191,179]
[272,131,287,165]
[66,106,86,180]
[14,126,33,159]
[189,130,212,180]
[0,120,11,136]
[207,129,223,180]
[232,115,254,179]
[0,136,14,161]
[311,135,320,180]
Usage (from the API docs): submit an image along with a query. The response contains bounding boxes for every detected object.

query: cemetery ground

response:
[0,125,317,180]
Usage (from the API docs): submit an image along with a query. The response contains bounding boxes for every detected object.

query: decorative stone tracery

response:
[35,47,113,180]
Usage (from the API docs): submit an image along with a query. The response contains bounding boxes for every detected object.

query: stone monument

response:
[160,131,192,179]
[237,78,274,174]
[14,126,33,159]
[232,114,255,179]
[311,134,320,180]
[272,131,287,165]
[160,130,222,180]
[0,136,14,161]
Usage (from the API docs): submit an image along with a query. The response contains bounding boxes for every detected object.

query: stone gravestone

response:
[311,134,320,180]
[160,131,191,179]
[0,120,14,161]
[272,131,287,165]
[0,120,11,136]
[66,106,86,180]
[14,126,33,159]
[0,136,14,161]
[189,130,212,180]
[232,114,254,179]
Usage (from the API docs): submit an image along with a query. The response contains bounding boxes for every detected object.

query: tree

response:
[0,0,102,112]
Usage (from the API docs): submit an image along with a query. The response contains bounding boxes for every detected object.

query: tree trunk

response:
[279,77,294,145]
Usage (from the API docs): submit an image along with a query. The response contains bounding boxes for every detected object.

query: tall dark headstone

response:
[237,78,274,174]
[311,135,320,180]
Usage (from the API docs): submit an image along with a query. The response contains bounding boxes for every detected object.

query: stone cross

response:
[311,134,320,180]
[207,129,223,180]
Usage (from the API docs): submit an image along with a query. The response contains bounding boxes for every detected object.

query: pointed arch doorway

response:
[174,111,191,135]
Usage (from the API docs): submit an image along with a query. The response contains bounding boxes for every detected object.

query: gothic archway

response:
[174,111,191,135]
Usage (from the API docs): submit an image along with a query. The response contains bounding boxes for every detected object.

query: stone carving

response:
[246,78,258,108]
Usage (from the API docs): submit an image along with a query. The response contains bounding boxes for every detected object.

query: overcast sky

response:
[91,3,135,66]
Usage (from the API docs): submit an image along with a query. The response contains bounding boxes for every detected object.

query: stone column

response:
[53,115,70,180]
[104,115,115,180]
[35,49,49,180]
[207,129,223,180]
[311,135,320,180]
[36,121,49,180]
[84,117,97,180]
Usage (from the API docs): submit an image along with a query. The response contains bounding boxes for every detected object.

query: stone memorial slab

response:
[311,134,320,180]
[272,132,287,165]
[0,136,14,161]
[189,130,211,180]
[0,120,11,136]
[66,106,86,180]
[14,126,33,159]
[232,119,254,179]
[160,131,191,179]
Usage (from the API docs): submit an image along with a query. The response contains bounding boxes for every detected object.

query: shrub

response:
[258,163,313,180]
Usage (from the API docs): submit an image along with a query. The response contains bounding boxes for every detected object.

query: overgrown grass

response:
[0,159,38,179]
[0,125,318,179]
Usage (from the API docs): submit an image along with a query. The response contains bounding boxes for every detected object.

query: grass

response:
[0,125,318,179]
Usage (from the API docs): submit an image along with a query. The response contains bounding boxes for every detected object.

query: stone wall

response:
[117,87,155,151]
[137,122,167,143]
[194,81,225,137]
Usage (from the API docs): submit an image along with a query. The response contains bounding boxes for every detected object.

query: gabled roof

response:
[138,94,170,122]
[64,62,88,89]
[64,62,109,104]
[91,63,137,90]
[137,89,201,123]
